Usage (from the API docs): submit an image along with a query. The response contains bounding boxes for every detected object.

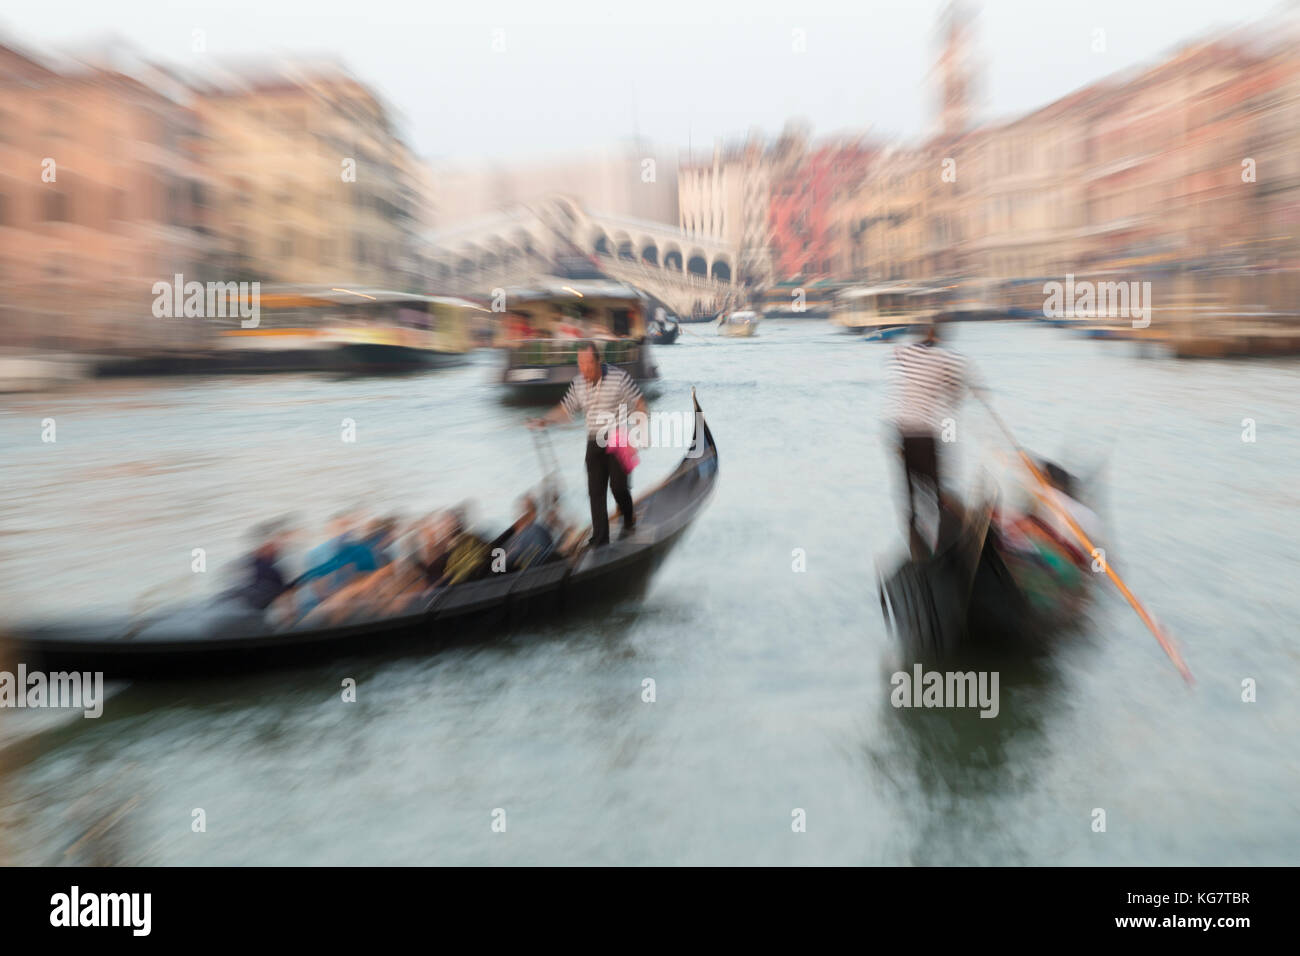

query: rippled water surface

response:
[1,321,1298,864]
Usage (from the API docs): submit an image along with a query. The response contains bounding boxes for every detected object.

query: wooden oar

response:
[976,392,1194,685]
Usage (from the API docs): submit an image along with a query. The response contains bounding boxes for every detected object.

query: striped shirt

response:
[885,342,971,436]
[561,364,644,439]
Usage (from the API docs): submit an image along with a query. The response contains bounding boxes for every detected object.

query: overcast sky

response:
[2,0,1288,164]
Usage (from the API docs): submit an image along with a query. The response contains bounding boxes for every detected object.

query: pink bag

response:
[607,426,640,473]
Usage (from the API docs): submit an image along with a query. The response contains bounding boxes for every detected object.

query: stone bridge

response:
[423,195,745,317]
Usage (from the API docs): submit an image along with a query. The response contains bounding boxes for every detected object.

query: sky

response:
[2,0,1289,165]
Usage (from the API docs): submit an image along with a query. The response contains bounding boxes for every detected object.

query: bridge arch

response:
[687,249,709,277]
[550,197,579,227]
[641,242,659,266]
[710,257,732,283]
[661,243,683,272]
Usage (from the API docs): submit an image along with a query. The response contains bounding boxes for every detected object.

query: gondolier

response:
[884,321,982,558]
[530,342,648,547]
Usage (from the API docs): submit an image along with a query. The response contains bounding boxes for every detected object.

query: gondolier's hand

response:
[530,405,570,429]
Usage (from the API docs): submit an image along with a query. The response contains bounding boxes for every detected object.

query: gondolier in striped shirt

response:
[885,321,982,558]
[529,342,648,547]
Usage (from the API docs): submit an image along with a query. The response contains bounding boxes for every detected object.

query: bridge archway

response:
[662,244,683,272]
[550,197,579,227]
[687,251,708,277]
[710,258,732,282]
[641,243,659,266]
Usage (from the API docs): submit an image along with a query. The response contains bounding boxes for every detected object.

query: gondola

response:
[879,498,1091,663]
[646,317,679,345]
[717,311,759,337]
[6,394,719,679]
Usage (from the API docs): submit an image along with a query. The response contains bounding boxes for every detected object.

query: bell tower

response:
[937,1,974,139]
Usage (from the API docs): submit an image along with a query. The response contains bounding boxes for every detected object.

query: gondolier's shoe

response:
[618,524,637,541]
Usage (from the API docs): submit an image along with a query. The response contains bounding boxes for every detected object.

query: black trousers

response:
[899,432,943,558]
[586,438,635,546]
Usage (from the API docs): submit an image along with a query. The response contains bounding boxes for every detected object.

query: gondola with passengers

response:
[9,394,719,679]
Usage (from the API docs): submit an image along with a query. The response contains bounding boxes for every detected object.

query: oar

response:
[530,426,564,499]
[976,391,1194,685]
[675,322,716,343]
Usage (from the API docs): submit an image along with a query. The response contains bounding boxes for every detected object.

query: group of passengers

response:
[502,311,619,343]
[993,459,1104,599]
[227,493,574,627]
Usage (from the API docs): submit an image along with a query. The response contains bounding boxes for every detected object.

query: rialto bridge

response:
[422,195,745,318]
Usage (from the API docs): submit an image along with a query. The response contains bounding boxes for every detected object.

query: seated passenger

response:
[303,516,436,623]
[496,494,555,571]
[504,313,534,342]
[411,511,455,586]
[294,512,357,614]
[297,516,392,589]
[305,512,353,568]
[434,507,491,588]
[227,519,295,612]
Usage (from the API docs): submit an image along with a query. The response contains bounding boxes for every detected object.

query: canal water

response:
[1,321,1297,864]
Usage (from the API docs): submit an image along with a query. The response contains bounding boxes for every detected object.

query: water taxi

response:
[96,287,484,376]
[222,288,484,372]
[831,284,939,339]
[496,278,658,402]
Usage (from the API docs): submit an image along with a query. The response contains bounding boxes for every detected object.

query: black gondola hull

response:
[880,507,1086,665]
[8,398,718,679]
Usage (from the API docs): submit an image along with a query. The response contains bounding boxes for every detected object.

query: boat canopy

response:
[837,284,937,300]
[502,278,645,303]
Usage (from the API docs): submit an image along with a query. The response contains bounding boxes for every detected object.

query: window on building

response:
[44,190,70,223]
